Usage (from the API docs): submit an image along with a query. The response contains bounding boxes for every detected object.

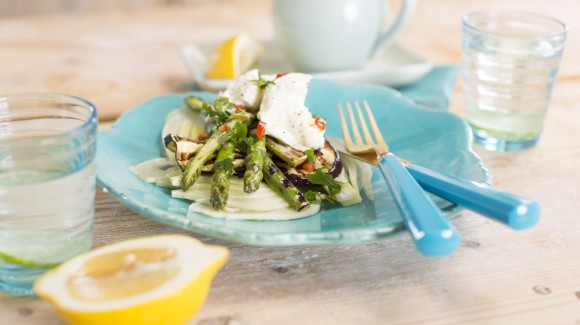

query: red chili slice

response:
[234,104,245,112]
[256,121,266,139]
[301,161,315,173]
[314,117,326,130]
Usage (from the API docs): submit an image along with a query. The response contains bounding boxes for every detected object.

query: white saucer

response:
[180,41,433,92]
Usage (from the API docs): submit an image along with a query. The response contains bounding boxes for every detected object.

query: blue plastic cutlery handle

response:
[406,164,540,230]
[378,154,461,256]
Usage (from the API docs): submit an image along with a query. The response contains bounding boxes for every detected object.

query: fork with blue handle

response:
[338,101,461,256]
[338,100,541,256]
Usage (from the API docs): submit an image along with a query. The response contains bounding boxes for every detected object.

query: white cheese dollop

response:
[219,69,275,111]
[258,73,325,151]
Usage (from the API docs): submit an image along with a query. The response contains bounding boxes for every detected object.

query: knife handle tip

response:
[506,200,541,230]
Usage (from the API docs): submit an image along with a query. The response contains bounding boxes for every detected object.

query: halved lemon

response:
[205,33,265,79]
[34,235,228,325]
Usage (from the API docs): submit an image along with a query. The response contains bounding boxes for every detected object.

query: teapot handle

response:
[372,0,417,56]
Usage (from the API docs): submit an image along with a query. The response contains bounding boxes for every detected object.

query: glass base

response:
[471,126,540,151]
[0,265,46,297]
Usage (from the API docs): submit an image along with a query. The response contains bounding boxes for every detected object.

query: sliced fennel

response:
[188,199,321,221]
[128,158,178,183]
[342,155,374,201]
[130,158,313,218]
[129,155,373,220]
[334,166,362,206]
[155,170,182,188]
[161,107,206,160]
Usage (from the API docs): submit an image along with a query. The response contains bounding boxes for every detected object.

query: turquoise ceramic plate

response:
[96,79,490,246]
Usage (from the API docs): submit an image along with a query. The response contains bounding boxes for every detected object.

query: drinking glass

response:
[462,11,568,151]
[0,93,97,296]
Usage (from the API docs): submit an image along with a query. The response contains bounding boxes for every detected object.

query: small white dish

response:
[180,41,433,92]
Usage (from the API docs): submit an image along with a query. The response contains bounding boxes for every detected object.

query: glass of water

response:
[0,94,97,296]
[462,11,568,151]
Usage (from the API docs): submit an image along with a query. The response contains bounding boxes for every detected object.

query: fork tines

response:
[338,100,388,153]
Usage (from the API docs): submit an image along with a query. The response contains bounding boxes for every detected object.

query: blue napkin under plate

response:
[395,65,460,111]
[180,64,460,111]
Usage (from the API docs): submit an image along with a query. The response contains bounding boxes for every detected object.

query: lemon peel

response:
[34,235,228,325]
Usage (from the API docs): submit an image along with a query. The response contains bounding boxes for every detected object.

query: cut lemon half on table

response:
[205,33,265,79]
[34,235,228,325]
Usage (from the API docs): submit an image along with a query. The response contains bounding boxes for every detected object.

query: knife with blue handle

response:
[332,139,541,230]
[406,164,540,230]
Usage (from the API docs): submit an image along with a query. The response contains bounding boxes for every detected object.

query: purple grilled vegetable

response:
[278,140,342,187]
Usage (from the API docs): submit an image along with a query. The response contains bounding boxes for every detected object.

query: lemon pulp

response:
[68,247,180,302]
[205,33,264,79]
[34,235,228,325]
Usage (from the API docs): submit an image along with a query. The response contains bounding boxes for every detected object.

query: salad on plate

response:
[129,69,372,220]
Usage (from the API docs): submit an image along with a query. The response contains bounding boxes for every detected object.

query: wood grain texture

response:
[0,0,270,121]
[2,0,580,324]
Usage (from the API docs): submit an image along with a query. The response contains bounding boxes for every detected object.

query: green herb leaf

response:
[304,149,316,163]
[304,190,318,202]
[306,168,341,195]
[231,122,248,139]
[252,71,276,89]
[213,97,235,125]
[238,136,255,153]
[214,158,234,171]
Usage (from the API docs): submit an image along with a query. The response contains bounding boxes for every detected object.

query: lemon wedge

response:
[205,33,265,79]
[34,235,228,325]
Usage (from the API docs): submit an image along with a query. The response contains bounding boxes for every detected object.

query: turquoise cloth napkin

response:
[395,65,460,111]
[182,64,460,111]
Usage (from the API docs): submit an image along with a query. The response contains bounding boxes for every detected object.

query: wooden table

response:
[2,0,580,324]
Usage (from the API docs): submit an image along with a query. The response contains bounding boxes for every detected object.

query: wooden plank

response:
[1,0,580,324]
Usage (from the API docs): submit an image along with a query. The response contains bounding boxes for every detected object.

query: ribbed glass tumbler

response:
[462,11,567,151]
[0,94,97,296]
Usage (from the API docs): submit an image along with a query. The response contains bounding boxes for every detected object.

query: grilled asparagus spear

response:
[265,136,307,167]
[263,155,310,211]
[243,136,266,193]
[181,112,253,190]
[210,141,235,210]
[184,96,209,113]
[185,96,235,125]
